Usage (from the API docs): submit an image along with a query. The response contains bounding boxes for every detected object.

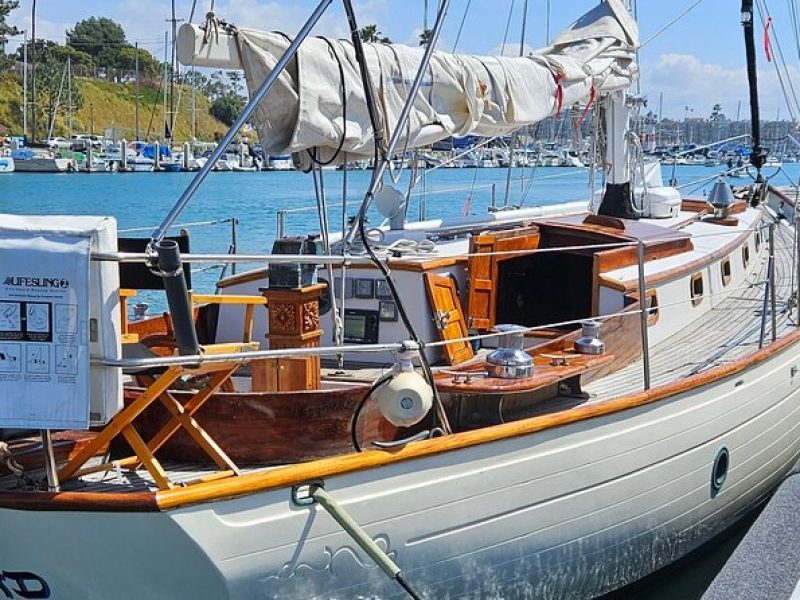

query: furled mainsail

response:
[179,0,638,163]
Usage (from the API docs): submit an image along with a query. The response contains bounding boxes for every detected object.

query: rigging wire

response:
[545,0,550,45]
[756,0,800,122]
[452,0,472,52]
[638,0,704,49]
[500,0,516,56]
[502,0,529,207]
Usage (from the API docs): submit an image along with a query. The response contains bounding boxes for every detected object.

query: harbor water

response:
[0,162,796,597]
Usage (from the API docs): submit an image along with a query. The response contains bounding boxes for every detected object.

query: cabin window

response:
[645,289,659,326]
[755,231,761,251]
[742,245,750,268]
[690,273,704,306]
[721,258,732,287]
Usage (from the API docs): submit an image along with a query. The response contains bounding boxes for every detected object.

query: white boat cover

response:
[231,0,638,161]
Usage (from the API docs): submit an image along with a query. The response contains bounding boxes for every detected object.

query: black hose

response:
[350,371,394,452]
[341,0,386,157]
[396,573,424,600]
[305,36,348,169]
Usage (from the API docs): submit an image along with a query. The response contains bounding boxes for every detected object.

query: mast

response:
[135,42,140,142]
[191,66,196,139]
[22,29,27,140]
[30,0,36,143]
[597,0,636,219]
[67,57,73,140]
[167,0,183,141]
[741,0,764,177]
[163,31,169,140]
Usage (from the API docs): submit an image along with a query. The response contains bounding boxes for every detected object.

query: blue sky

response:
[5,1,799,120]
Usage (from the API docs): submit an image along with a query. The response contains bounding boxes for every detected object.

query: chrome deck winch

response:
[574,320,606,355]
[486,324,534,379]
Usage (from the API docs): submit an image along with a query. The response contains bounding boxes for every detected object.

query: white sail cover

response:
[232,0,637,162]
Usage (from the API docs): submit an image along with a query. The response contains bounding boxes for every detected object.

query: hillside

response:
[0,74,233,142]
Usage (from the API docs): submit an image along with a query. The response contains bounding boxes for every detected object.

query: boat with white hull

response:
[0,1,798,599]
[12,156,73,173]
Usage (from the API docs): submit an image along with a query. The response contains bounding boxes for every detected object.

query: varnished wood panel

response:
[114,383,403,465]
[466,226,540,330]
[425,273,474,365]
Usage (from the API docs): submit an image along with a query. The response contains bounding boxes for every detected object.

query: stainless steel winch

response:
[486,324,534,379]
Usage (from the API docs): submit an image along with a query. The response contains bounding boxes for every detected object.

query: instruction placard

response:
[0,232,91,429]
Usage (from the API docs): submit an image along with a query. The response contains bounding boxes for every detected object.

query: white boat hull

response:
[3,336,799,598]
[13,157,73,172]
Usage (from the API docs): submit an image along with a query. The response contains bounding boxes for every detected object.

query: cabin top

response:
[600,206,760,289]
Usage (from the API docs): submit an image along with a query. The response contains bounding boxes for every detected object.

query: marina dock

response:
[703,460,800,600]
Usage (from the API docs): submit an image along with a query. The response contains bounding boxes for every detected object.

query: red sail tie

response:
[553,72,564,115]
[764,16,773,63]
[578,86,597,126]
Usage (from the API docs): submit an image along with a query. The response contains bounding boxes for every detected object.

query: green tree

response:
[49,44,94,68]
[0,0,18,46]
[359,24,391,44]
[66,17,126,60]
[210,94,244,126]
[113,45,160,78]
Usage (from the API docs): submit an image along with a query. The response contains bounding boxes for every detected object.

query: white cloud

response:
[640,53,798,121]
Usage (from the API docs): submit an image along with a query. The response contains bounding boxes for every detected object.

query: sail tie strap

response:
[764,16,772,63]
[553,72,564,115]
[578,85,597,127]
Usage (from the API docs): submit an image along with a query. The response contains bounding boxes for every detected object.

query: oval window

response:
[690,273,704,306]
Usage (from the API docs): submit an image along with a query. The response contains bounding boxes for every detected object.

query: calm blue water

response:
[0,162,795,597]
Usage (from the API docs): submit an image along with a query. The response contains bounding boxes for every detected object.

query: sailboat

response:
[0,1,798,599]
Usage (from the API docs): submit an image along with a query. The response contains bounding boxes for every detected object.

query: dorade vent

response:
[691,272,704,306]
[721,257,732,287]
[742,244,750,268]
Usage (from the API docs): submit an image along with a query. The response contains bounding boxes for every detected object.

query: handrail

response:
[93,227,759,265]
[100,341,416,368]
[106,273,789,371]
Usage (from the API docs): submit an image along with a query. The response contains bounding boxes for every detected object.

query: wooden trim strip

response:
[0,491,158,512]
[154,324,800,510]
[216,268,268,289]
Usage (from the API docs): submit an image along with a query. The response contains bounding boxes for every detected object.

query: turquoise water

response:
[0,162,796,597]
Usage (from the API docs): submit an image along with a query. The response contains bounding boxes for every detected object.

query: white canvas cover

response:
[227,0,637,163]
